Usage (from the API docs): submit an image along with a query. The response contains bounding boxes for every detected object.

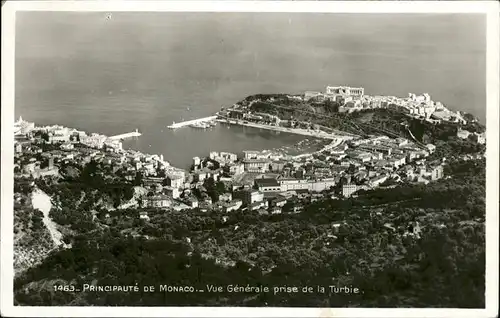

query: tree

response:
[41,132,50,142]
[133,172,143,186]
[157,168,166,178]
[324,99,340,113]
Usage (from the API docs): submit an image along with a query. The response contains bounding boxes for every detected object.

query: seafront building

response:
[14,116,35,136]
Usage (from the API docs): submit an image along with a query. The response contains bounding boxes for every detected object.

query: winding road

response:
[31,188,66,248]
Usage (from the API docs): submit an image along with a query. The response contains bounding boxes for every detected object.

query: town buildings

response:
[14,102,478,217]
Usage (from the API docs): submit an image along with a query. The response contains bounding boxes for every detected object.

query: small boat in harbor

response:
[190,122,211,129]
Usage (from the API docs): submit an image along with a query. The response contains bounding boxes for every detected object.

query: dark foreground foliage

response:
[14,159,485,307]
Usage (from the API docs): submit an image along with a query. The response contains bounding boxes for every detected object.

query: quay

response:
[108,129,142,140]
[167,116,218,129]
[218,118,356,140]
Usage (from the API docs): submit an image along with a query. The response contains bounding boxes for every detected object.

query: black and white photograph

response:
[1,1,498,317]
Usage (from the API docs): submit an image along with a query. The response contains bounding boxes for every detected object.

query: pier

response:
[108,129,142,140]
[167,116,218,129]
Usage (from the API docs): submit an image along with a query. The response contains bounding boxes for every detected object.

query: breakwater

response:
[108,129,142,140]
[167,116,218,129]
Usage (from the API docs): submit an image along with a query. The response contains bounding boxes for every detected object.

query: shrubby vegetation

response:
[36,161,135,232]
[13,189,55,275]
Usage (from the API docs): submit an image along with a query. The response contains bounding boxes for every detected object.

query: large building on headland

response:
[303,86,365,102]
[326,86,365,97]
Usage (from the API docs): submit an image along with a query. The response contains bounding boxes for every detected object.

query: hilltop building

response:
[326,86,365,97]
[304,91,325,101]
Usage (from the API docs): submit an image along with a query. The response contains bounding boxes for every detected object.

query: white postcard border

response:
[1,1,498,317]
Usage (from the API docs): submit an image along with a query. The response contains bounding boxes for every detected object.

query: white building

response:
[193,156,201,167]
[235,190,264,206]
[61,143,74,150]
[243,159,271,173]
[219,192,233,202]
[209,151,238,165]
[278,178,310,192]
[304,91,324,101]
[342,184,358,198]
[326,86,365,97]
[457,129,471,139]
[309,178,336,192]
[228,163,244,175]
[475,133,486,144]
[14,116,35,135]
[254,178,282,193]
[223,199,243,212]
[81,134,107,149]
[408,92,432,104]
[431,165,444,181]
[164,186,180,199]
[166,175,184,189]
[139,212,150,221]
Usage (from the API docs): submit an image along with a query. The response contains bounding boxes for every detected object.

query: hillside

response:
[13,180,55,276]
[13,94,486,307]
[238,94,486,158]
[14,159,485,307]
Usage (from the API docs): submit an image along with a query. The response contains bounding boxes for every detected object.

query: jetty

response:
[167,116,218,129]
[108,129,142,140]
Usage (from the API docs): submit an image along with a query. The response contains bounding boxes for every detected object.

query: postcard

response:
[1,1,498,317]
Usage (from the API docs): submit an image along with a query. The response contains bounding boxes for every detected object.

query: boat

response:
[190,122,211,129]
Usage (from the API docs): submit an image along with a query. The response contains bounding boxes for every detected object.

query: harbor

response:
[217,118,355,141]
[167,112,355,140]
